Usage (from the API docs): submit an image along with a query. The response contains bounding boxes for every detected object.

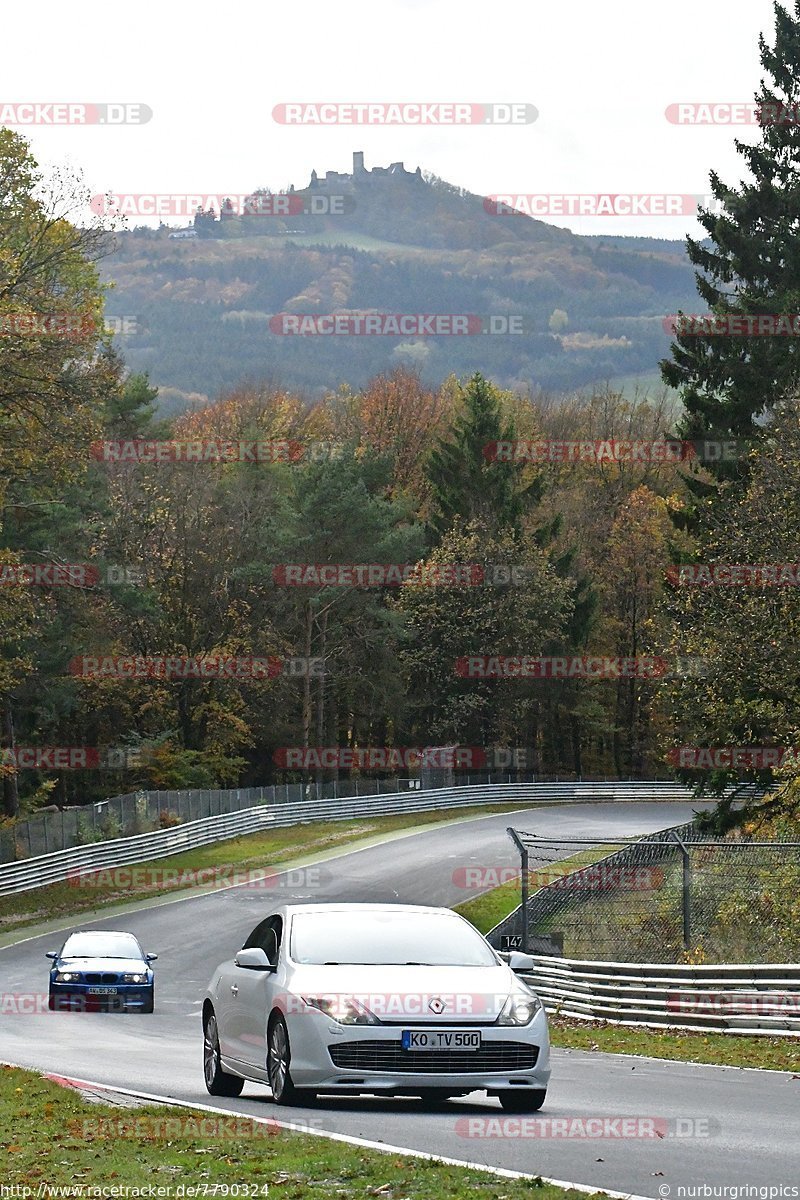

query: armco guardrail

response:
[0,780,693,897]
[519,958,800,1036]
[1,772,683,862]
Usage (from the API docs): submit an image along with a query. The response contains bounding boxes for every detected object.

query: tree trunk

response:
[571,713,582,777]
[314,609,328,794]
[2,698,19,818]
[301,601,313,795]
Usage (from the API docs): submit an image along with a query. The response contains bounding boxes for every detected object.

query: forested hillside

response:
[102,166,696,405]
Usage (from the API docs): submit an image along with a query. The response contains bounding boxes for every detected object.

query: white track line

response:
[0,1061,656,1200]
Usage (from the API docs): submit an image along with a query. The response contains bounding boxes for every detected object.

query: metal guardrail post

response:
[507,827,530,953]
[673,831,692,950]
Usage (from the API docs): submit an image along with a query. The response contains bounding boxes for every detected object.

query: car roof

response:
[65,929,139,938]
[62,930,142,947]
[279,903,463,918]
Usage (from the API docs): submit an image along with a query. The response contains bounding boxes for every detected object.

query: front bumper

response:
[49,983,152,1011]
[285,1009,551,1093]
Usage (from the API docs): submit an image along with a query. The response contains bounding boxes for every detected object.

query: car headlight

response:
[54,972,80,983]
[497,992,542,1026]
[302,995,379,1026]
[122,973,148,984]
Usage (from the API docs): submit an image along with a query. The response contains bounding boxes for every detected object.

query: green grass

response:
[550,1017,800,1072]
[453,848,623,934]
[0,1064,605,1197]
[280,230,428,252]
[0,803,516,938]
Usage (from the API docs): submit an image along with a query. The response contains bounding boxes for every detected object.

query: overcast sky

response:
[5,0,781,238]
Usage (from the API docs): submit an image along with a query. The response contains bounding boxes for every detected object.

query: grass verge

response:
[0,1064,603,1198]
[550,1017,800,1072]
[0,803,516,937]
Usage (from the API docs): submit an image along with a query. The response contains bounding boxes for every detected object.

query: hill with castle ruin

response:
[100,153,697,406]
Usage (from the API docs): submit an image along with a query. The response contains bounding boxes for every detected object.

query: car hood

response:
[284,963,522,1022]
[54,957,148,973]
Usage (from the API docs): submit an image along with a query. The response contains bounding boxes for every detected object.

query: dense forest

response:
[6,0,800,830]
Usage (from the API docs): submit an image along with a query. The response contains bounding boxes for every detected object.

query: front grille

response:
[329,1041,538,1073]
[84,973,119,984]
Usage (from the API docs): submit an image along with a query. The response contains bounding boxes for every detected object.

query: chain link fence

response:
[492,817,800,964]
[0,772,681,868]
[0,770,646,863]
[0,776,417,863]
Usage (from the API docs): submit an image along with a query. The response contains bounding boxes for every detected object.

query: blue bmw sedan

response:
[47,930,157,1012]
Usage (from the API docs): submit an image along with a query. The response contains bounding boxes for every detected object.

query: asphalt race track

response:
[2,802,797,1197]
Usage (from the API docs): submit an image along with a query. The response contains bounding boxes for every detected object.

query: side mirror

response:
[146,953,158,962]
[235,947,274,971]
[45,951,58,960]
[508,951,535,972]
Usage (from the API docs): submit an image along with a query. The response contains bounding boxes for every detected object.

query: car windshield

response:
[61,933,142,960]
[290,911,497,966]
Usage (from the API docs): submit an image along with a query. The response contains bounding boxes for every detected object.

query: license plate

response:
[87,987,117,994]
[401,1030,481,1050]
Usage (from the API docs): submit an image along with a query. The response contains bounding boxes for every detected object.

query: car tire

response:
[141,989,154,1014]
[267,1014,308,1106]
[499,1088,547,1113]
[203,1011,244,1097]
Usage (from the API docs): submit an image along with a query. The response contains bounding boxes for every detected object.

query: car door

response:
[225,916,283,1072]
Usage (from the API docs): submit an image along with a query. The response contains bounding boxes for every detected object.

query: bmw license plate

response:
[401,1030,480,1050]
[87,987,117,994]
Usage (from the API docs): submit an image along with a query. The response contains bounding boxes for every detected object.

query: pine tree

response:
[661,0,800,475]
[425,373,539,538]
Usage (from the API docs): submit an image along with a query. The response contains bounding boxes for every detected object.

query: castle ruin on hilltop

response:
[308,151,423,189]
